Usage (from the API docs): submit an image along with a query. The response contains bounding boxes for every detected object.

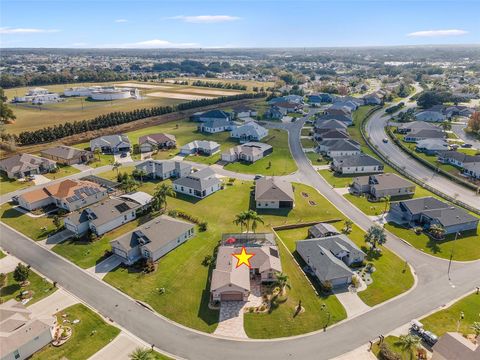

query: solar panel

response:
[115,203,131,213]
[269,247,279,258]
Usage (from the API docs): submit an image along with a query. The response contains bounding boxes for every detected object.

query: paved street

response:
[451,122,480,149]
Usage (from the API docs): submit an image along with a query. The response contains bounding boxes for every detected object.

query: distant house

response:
[397,121,440,134]
[0,299,56,360]
[314,119,348,136]
[64,197,141,236]
[18,179,108,212]
[462,162,480,180]
[415,109,446,122]
[173,167,222,199]
[307,94,323,106]
[231,122,268,142]
[190,109,232,123]
[363,93,383,105]
[221,142,272,163]
[179,140,220,156]
[197,118,235,133]
[415,139,450,155]
[110,215,195,265]
[0,153,57,179]
[404,128,445,143]
[389,197,479,235]
[316,93,335,103]
[331,154,384,175]
[432,332,479,360]
[308,223,340,238]
[211,233,281,302]
[315,129,350,142]
[255,177,294,209]
[135,160,191,180]
[315,114,353,126]
[351,173,415,200]
[264,105,285,120]
[444,105,475,119]
[40,145,93,165]
[90,134,131,154]
[138,133,176,153]
[232,106,257,119]
[437,151,480,169]
[324,107,352,117]
[317,139,361,158]
[330,100,358,112]
[268,95,303,105]
[274,101,300,114]
[296,235,366,287]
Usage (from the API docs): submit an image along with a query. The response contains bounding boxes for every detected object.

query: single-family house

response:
[432,332,479,360]
[389,197,479,235]
[211,233,282,302]
[255,177,295,209]
[404,128,445,143]
[221,142,272,163]
[308,223,340,238]
[397,121,440,134]
[331,154,384,175]
[274,101,300,114]
[324,107,352,117]
[315,129,350,142]
[173,167,222,199]
[415,139,450,155]
[17,179,108,212]
[190,109,232,123]
[135,160,191,180]
[64,197,141,236]
[315,114,353,126]
[179,140,220,156]
[0,154,56,179]
[462,162,480,179]
[364,93,383,105]
[264,105,284,120]
[296,235,366,287]
[110,215,195,265]
[268,95,303,105]
[232,106,257,119]
[138,133,176,153]
[40,146,93,165]
[444,106,475,119]
[0,300,56,360]
[437,151,480,169]
[314,119,348,132]
[351,173,415,200]
[90,134,131,154]
[316,139,361,158]
[197,118,235,133]
[230,122,268,142]
[119,191,153,211]
[415,108,446,122]
[331,100,358,112]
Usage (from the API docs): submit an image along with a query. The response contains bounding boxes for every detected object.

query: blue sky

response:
[1,0,479,48]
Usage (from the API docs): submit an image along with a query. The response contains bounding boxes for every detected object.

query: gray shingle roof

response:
[173,167,221,191]
[332,154,382,167]
[40,146,91,160]
[255,177,294,202]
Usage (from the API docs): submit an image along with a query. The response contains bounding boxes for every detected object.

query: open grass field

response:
[385,222,480,261]
[421,292,480,336]
[3,80,249,134]
[31,304,120,360]
[0,270,57,306]
[170,77,275,92]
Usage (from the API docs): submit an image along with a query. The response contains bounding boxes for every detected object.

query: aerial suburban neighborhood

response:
[0,2,479,360]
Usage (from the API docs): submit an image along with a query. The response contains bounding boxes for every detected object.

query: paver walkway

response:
[87,255,123,279]
[29,288,78,317]
[331,344,377,360]
[88,332,145,360]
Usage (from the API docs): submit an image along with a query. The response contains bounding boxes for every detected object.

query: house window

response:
[124,215,128,220]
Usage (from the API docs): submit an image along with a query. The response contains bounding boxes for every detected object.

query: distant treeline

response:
[191,80,247,91]
[1,93,265,146]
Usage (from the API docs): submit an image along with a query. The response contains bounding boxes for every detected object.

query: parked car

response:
[254,174,263,180]
[383,138,389,143]
[120,152,128,158]
[422,331,438,346]
[461,143,473,148]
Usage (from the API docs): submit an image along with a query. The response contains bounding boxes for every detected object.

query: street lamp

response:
[447,229,460,281]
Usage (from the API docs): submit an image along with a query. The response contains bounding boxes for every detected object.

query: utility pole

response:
[447,230,460,281]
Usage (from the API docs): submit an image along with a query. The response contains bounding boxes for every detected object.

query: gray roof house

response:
[110,215,195,265]
[255,177,295,209]
[437,151,480,169]
[351,173,415,200]
[198,118,236,134]
[389,197,479,235]
[230,122,269,142]
[0,153,57,179]
[415,139,450,155]
[296,235,366,287]
[90,134,131,154]
[190,109,232,122]
[317,139,361,157]
[404,128,445,143]
[315,129,350,142]
[179,140,220,156]
[315,114,353,126]
[265,105,285,120]
[308,223,340,238]
[173,167,222,199]
[138,133,176,152]
[221,142,273,164]
[397,121,439,134]
[415,109,446,122]
[64,197,141,236]
[331,154,384,175]
[462,162,480,180]
[432,332,479,360]
[314,119,348,131]
[135,160,191,180]
[40,145,94,165]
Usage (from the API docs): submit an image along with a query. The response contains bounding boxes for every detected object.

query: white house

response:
[172,167,222,199]
[331,154,384,175]
[179,140,220,156]
[230,122,268,143]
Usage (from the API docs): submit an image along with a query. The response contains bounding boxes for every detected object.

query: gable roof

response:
[315,119,348,130]
[232,122,268,138]
[173,167,221,191]
[255,177,294,202]
[0,153,56,174]
[90,134,130,148]
[138,133,176,145]
[40,145,91,160]
[198,109,231,119]
[332,154,382,167]
[368,173,414,191]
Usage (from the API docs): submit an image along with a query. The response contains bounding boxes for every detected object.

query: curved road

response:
[1,114,480,360]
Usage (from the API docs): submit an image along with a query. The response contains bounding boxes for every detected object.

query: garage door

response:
[221,293,243,301]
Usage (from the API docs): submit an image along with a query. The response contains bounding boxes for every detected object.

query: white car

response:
[382,138,389,143]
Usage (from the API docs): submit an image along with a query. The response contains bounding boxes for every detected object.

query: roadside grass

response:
[0,271,57,306]
[301,138,316,148]
[385,222,480,261]
[372,336,414,360]
[305,151,329,165]
[43,164,80,180]
[0,250,5,259]
[318,169,353,188]
[301,128,313,136]
[31,304,120,360]
[0,174,32,195]
[0,202,58,241]
[421,292,480,336]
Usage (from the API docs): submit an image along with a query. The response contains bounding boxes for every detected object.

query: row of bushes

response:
[167,209,208,232]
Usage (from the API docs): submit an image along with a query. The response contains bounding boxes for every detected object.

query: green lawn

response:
[224,129,297,176]
[301,128,313,136]
[372,336,415,360]
[0,203,58,241]
[0,271,57,306]
[301,138,316,148]
[0,250,5,259]
[421,292,480,336]
[72,145,114,168]
[305,152,329,165]
[0,174,32,195]
[43,164,80,180]
[318,169,353,188]
[385,222,480,261]
[31,304,120,360]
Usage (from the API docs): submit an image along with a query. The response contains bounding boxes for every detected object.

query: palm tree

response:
[364,225,387,251]
[395,334,421,360]
[383,195,391,218]
[112,161,122,175]
[471,322,480,336]
[152,183,176,212]
[233,211,248,233]
[343,219,353,234]
[248,210,264,234]
[129,347,152,360]
[275,272,290,295]
[120,176,139,193]
[93,147,101,161]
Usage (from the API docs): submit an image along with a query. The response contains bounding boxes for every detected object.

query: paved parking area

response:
[114,152,133,164]
[333,286,371,318]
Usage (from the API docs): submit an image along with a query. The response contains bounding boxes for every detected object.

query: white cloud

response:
[105,39,199,48]
[115,19,128,23]
[168,15,240,23]
[407,29,468,37]
[0,27,60,34]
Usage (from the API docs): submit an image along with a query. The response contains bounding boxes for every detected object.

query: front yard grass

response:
[43,164,80,180]
[421,292,480,336]
[31,304,120,360]
[318,169,353,188]
[0,174,32,195]
[0,202,58,241]
[305,151,329,165]
[0,270,57,306]
[301,138,316,148]
[385,222,480,261]
[372,335,414,360]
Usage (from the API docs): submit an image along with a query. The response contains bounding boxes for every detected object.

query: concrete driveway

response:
[40,229,74,249]
[88,255,123,279]
[0,252,21,273]
[114,152,133,164]
[32,174,51,185]
[88,332,146,360]
[29,288,78,317]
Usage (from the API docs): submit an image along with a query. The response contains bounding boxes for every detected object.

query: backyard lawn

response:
[31,304,120,360]
[385,222,480,261]
[421,292,480,336]
[0,270,57,306]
